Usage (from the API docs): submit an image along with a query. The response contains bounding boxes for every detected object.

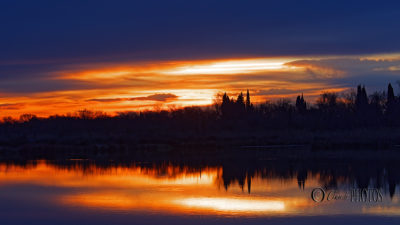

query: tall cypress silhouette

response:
[296,93,307,113]
[245,89,251,109]
[245,89,253,112]
[388,83,395,104]
[236,92,245,107]
[386,83,397,120]
[221,92,232,118]
[356,84,368,112]
[236,92,246,116]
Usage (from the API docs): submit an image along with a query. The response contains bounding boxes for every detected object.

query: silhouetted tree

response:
[221,92,245,120]
[245,89,253,112]
[387,83,396,115]
[236,92,245,107]
[222,92,230,104]
[355,85,368,112]
[295,93,307,113]
[386,83,400,125]
[388,83,395,104]
[221,92,232,118]
[318,92,338,110]
[78,109,95,120]
[235,92,246,117]
[19,114,37,122]
[369,91,385,116]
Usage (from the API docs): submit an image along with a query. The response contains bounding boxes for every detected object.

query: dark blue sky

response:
[1,0,400,62]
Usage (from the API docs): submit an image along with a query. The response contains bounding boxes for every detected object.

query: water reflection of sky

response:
[0,160,399,224]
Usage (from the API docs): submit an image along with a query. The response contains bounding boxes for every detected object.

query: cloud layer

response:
[1,1,400,116]
[88,94,178,103]
[0,55,399,117]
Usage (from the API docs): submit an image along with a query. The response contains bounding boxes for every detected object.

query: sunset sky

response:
[1,1,400,117]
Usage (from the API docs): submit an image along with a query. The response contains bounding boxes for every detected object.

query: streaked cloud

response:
[161,59,294,75]
[0,103,24,110]
[374,66,400,72]
[0,55,399,117]
[285,60,346,78]
[88,93,178,103]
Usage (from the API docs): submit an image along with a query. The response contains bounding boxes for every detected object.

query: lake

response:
[0,149,399,224]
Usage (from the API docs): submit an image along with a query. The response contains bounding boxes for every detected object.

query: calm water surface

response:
[0,155,399,225]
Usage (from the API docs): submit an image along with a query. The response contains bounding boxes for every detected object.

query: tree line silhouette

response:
[0,83,400,149]
[2,83,400,129]
[215,83,400,129]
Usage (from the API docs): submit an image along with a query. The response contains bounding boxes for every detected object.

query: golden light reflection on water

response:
[0,160,397,217]
[174,197,285,212]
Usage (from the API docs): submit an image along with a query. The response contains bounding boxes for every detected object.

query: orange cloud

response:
[0,57,365,117]
[88,93,178,103]
[284,60,346,78]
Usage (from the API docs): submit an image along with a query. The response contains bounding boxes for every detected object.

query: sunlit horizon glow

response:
[162,59,293,75]
[0,54,399,118]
